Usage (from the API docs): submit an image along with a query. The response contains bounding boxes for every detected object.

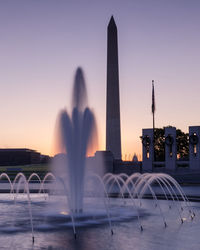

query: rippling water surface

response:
[0,194,200,250]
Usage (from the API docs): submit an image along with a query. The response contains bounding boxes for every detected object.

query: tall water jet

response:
[54,67,97,213]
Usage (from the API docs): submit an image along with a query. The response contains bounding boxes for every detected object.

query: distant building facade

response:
[0,148,41,166]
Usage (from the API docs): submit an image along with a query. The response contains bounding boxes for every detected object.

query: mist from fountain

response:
[53,67,98,213]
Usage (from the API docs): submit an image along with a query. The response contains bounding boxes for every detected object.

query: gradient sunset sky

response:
[1,0,200,159]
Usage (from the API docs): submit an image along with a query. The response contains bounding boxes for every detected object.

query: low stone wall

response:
[113,160,142,175]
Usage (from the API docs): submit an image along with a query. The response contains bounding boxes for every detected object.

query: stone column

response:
[189,126,200,170]
[165,127,176,171]
[142,129,154,172]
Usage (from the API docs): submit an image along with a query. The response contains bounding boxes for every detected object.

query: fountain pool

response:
[0,190,199,250]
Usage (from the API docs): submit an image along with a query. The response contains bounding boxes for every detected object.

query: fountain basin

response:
[0,193,199,249]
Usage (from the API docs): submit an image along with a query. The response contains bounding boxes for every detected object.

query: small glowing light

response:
[182,217,187,221]
[60,211,68,215]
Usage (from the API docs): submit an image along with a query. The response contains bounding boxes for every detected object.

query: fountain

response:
[53,67,97,214]
[0,68,198,249]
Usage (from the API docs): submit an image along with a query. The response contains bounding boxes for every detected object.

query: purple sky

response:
[1,0,200,159]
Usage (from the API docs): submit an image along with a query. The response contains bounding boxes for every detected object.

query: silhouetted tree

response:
[176,129,189,160]
[154,128,165,161]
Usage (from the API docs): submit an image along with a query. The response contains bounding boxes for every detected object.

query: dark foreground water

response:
[0,194,200,250]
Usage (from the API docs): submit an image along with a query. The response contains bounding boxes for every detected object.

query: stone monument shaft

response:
[106,16,121,159]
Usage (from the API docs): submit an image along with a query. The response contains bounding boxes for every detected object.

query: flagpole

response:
[152,80,155,163]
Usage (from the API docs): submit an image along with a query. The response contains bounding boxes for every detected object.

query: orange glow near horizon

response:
[34,132,142,160]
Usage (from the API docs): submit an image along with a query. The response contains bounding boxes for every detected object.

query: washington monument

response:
[106,16,122,159]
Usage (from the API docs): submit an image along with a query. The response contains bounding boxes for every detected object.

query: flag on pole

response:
[151,80,155,114]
